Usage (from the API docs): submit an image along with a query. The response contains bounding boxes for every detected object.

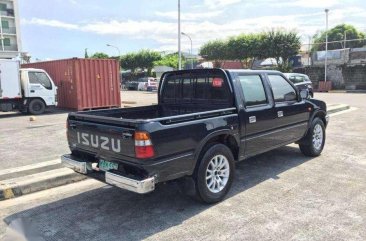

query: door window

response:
[268,75,297,102]
[238,75,267,107]
[29,72,52,90]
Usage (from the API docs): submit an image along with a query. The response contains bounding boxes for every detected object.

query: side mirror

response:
[300,89,309,99]
[284,92,297,101]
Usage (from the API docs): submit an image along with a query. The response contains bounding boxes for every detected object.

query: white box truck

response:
[0,59,57,115]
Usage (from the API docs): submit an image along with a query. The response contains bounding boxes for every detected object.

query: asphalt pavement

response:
[0,92,365,241]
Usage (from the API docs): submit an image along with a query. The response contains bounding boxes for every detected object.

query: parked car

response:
[62,69,328,203]
[125,79,140,90]
[283,73,314,98]
[137,77,158,91]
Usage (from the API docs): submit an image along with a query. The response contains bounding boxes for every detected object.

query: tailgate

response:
[67,118,136,159]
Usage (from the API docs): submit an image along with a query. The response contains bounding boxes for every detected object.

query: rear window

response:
[161,71,232,104]
[288,75,305,84]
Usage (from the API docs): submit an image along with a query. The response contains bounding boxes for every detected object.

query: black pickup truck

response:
[62,69,328,203]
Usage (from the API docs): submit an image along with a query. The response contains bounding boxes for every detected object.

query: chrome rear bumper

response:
[61,154,155,194]
[105,172,155,194]
[61,155,90,174]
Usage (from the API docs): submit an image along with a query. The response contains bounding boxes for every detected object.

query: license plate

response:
[99,159,118,172]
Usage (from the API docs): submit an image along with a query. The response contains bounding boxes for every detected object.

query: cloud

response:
[155,10,223,20]
[21,4,366,53]
[203,0,242,9]
[21,18,78,30]
[273,0,340,8]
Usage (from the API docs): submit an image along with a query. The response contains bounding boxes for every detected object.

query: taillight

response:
[134,131,155,159]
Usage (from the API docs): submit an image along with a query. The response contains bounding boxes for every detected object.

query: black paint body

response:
[66,69,328,183]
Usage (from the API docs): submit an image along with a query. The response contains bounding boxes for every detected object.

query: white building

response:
[0,0,21,59]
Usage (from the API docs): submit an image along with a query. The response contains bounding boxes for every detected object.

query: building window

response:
[1,20,9,29]
[3,38,11,46]
[0,3,7,11]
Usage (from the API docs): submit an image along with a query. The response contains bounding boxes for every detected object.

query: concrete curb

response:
[0,168,86,201]
[327,104,350,114]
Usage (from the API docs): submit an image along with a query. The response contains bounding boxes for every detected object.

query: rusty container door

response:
[22,58,121,110]
[73,59,121,110]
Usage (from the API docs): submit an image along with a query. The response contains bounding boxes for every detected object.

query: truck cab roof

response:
[20,68,48,72]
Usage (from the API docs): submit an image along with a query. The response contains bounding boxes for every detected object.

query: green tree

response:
[199,31,300,71]
[91,52,109,59]
[312,24,366,51]
[120,50,161,75]
[199,40,228,67]
[84,48,89,58]
[153,53,185,69]
[262,29,301,72]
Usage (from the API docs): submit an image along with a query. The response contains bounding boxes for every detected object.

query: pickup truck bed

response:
[62,68,328,203]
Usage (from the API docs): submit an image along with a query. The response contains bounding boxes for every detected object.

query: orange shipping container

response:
[22,58,121,110]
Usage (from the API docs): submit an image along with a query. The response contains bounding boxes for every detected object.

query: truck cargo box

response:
[0,59,21,99]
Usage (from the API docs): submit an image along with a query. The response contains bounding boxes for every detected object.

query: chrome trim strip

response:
[244,122,308,142]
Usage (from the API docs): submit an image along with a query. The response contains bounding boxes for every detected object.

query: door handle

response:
[277,111,284,117]
[249,116,256,123]
[30,90,35,93]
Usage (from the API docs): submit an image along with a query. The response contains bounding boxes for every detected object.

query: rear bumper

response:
[105,172,155,194]
[61,154,91,174]
[61,154,155,194]
[325,114,330,125]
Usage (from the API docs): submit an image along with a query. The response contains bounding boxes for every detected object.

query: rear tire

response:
[193,144,235,203]
[299,118,325,157]
[28,99,46,115]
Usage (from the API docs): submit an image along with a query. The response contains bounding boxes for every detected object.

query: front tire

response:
[28,99,46,115]
[299,118,325,157]
[194,144,235,203]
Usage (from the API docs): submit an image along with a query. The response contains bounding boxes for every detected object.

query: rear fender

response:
[190,130,239,175]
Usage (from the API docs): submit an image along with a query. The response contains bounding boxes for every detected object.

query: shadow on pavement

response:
[4,146,314,241]
[0,108,71,119]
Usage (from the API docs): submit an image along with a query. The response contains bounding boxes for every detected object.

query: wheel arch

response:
[311,109,327,127]
[298,109,327,144]
[27,97,47,107]
[191,130,239,176]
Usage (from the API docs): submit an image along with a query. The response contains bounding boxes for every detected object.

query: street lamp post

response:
[106,44,121,57]
[307,35,312,67]
[181,32,193,69]
[324,9,329,83]
[178,0,182,70]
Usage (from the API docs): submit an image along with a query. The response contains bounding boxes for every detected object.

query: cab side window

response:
[268,75,297,102]
[29,72,52,90]
[238,75,268,107]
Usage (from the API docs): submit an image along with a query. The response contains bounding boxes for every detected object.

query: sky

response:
[19,0,366,60]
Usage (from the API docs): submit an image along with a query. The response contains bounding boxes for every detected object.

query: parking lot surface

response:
[0,92,365,240]
[0,90,156,169]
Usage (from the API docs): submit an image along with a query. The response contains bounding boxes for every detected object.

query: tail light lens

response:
[134,131,155,159]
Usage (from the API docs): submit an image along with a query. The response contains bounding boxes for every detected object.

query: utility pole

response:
[178,0,182,70]
[324,9,329,83]
[308,36,311,66]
